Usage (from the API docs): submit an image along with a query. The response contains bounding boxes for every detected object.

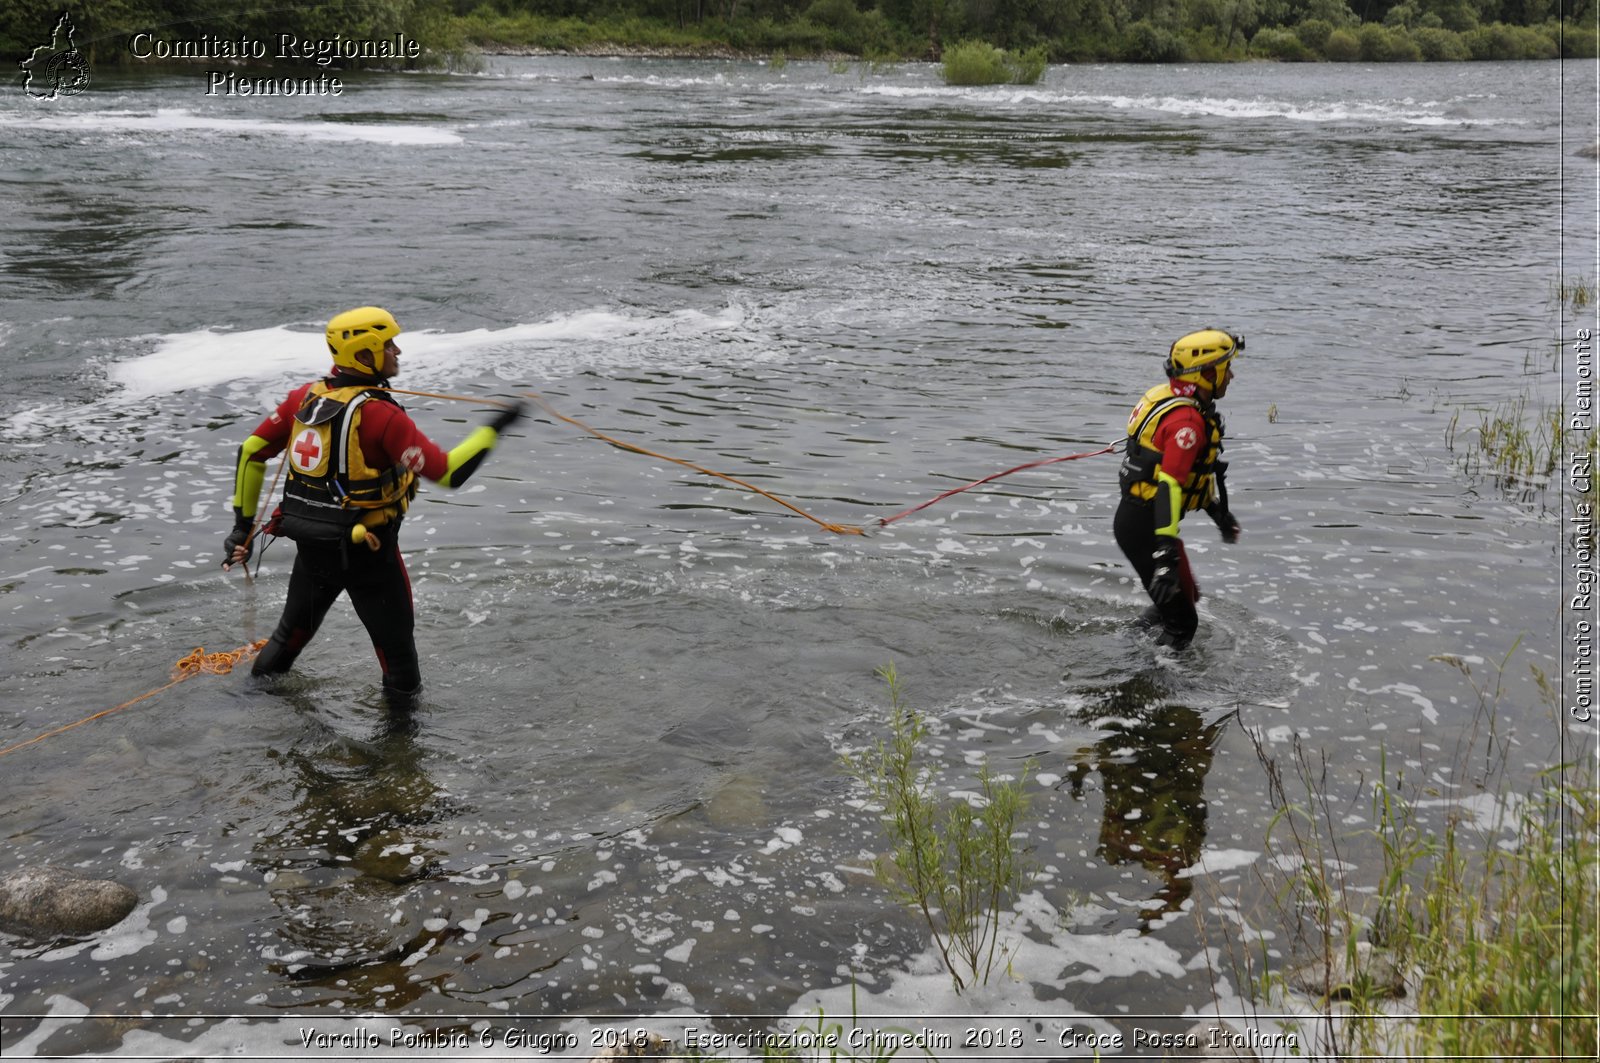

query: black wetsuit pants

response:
[252,531,420,695]
[1113,497,1199,650]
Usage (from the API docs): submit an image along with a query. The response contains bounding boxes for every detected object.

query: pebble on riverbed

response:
[0,865,138,938]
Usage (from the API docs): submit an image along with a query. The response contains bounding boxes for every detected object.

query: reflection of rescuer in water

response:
[1067,704,1222,921]
[223,307,524,702]
[1115,329,1243,651]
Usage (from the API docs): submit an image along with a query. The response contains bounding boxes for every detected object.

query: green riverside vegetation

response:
[843,664,1034,994]
[939,39,1048,84]
[2,0,1594,67]
[1238,647,1597,1060]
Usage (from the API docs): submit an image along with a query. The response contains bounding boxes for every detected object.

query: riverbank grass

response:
[1243,650,1597,1059]
[843,664,1034,993]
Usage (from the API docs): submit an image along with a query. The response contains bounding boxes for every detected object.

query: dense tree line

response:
[3,0,1594,66]
[449,0,1595,59]
[3,1,465,67]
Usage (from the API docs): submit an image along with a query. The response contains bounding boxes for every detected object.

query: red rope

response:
[878,442,1120,527]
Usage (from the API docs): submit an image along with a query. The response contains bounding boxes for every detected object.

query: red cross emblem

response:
[291,428,323,472]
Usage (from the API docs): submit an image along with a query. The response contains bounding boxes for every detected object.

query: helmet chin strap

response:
[332,364,385,386]
[343,348,387,380]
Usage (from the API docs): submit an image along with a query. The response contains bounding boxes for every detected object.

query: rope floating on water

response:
[0,640,268,759]
[521,390,867,536]
[232,385,1116,542]
[877,442,1121,527]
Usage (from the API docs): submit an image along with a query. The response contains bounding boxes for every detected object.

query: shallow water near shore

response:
[0,56,1592,1058]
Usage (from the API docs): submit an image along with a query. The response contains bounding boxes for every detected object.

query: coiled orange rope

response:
[0,640,268,758]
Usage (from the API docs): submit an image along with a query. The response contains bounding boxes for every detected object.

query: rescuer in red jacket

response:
[223,306,523,703]
[1114,329,1243,651]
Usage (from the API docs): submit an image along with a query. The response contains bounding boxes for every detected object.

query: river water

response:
[0,56,1593,1060]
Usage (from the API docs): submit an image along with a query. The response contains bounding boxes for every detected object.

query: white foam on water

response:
[590,73,734,88]
[0,107,463,145]
[1176,847,1262,879]
[783,891,1186,1058]
[99,303,764,402]
[855,83,1510,126]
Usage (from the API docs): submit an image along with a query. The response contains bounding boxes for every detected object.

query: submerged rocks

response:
[0,865,138,938]
[1286,939,1406,1000]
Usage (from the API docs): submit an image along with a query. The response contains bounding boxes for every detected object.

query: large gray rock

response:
[1286,939,1406,1001]
[0,865,138,938]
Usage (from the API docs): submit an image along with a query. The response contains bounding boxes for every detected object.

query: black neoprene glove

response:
[1207,460,1239,543]
[1209,505,1241,544]
[1149,540,1184,607]
[488,401,526,433]
[222,510,254,568]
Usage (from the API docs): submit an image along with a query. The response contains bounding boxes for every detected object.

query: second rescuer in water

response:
[1114,328,1243,651]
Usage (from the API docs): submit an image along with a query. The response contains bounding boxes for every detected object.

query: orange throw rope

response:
[521,390,866,536]
[877,442,1121,526]
[0,640,268,758]
[378,387,514,407]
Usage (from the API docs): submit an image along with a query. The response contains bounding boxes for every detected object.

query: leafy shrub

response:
[1358,22,1420,60]
[941,39,1011,83]
[940,39,1047,85]
[1562,24,1600,58]
[1323,26,1361,59]
[1390,28,1423,60]
[844,665,1035,994]
[1463,21,1559,58]
[1382,1,1420,27]
[1120,19,1187,62]
[1413,26,1470,59]
[1434,0,1480,30]
[1294,18,1336,51]
[1252,26,1314,59]
[1009,44,1048,83]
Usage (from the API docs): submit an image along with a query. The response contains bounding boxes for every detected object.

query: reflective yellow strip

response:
[1154,469,1183,537]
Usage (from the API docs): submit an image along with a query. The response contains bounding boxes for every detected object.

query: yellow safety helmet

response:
[1165,328,1242,388]
[325,306,401,374]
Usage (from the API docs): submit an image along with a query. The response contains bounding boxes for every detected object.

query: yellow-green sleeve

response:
[232,434,273,518]
[1153,468,1183,538]
[438,425,500,488]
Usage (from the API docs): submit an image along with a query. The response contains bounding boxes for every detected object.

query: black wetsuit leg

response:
[252,543,347,676]
[251,532,419,692]
[345,537,420,695]
[1113,498,1198,650]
